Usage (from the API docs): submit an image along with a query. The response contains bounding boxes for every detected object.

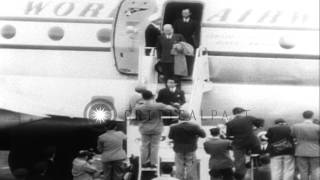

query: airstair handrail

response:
[188,46,212,123]
[193,46,210,82]
[138,46,158,92]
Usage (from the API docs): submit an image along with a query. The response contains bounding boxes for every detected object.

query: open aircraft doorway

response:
[112,0,158,74]
[162,1,203,48]
[162,1,203,77]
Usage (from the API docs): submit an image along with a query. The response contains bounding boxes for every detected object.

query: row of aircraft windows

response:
[1,24,111,43]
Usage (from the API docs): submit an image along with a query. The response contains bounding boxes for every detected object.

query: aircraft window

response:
[97,28,111,43]
[1,25,16,39]
[48,26,64,41]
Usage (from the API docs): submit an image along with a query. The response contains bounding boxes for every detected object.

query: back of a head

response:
[210,127,220,136]
[302,110,314,119]
[274,118,287,125]
[179,111,191,121]
[161,164,173,174]
[135,84,147,94]
[142,90,154,100]
[232,107,247,115]
[105,120,118,130]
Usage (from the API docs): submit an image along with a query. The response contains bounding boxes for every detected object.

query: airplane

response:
[0,0,318,179]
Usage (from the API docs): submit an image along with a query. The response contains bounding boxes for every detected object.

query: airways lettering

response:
[25,1,49,15]
[206,9,312,27]
[54,2,75,16]
[79,3,104,17]
[24,1,106,18]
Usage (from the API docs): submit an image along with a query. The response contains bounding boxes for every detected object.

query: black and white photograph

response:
[0,0,319,180]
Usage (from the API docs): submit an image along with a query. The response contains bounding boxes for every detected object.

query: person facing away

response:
[156,77,185,109]
[225,107,262,180]
[128,84,147,113]
[145,21,161,48]
[291,110,320,180]
[133,90,177,168]
[265,119,295,180]
[97,121,127,180]
[152,164,179,180]
[204,127,234,180]
[156,24,185,78]
[168,111,206,180]
[72,150,98,180]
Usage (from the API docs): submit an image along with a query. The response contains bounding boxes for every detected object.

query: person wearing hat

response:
[133,90,177,168]
[204,127,234,180]
[168,111,206,180]
[97,121,127,180]
[128,84,147,113]
[265,119,294,180]
[226,107,262,180]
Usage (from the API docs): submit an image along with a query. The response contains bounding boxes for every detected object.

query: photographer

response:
[72,150,98,180]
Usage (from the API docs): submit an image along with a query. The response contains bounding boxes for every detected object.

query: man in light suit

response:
[291,110,320,180]
[156,24,185,78]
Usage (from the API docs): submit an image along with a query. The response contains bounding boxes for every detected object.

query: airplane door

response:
[112,0,158,74]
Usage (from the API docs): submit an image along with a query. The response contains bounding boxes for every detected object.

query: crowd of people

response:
[68,7,319,180]
[69,77,319,180]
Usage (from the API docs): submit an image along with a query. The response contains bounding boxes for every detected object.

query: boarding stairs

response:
[128,46,214,180]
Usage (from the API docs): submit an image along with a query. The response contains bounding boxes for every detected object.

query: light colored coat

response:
[72,158,96,180]
[291,120,320,157]
[171,41,194,76]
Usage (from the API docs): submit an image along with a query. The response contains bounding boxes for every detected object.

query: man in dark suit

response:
[173,9,199,75]
[204,127,234,180]
[226,107,262,180]
[156,24,185,78]
[266,119,295,180]
[145,23,161,48]
[168,112,206,180]
[156,77,185,109]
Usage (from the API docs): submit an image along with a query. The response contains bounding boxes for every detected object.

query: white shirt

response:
[183,17,190,22]
[169,87,176,92]
[152,174,180,180]
[166,34,173,39]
